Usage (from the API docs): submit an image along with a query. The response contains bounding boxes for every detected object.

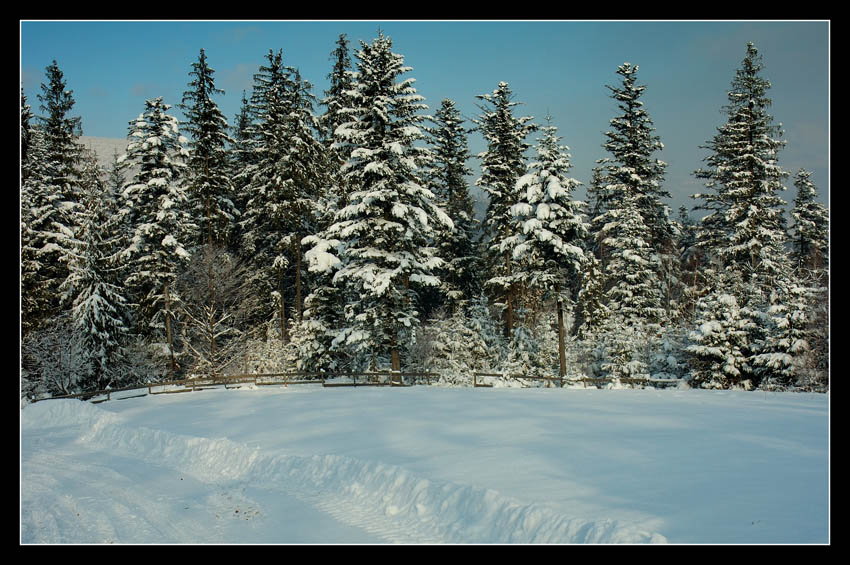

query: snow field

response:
[21,386,828,544]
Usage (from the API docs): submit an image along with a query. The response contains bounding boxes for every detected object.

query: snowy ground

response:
[20,384,829,544]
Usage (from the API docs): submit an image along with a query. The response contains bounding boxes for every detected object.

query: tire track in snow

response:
[23,400,667,544]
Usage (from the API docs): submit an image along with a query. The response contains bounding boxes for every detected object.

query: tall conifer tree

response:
[120,97,194,377]
[693,42,790,294]
[789,169,828,276]
[506,118,589,378]
[425,98,481,313]
[60,150,131,391]
[307,31,451,372]
[181,48,237,247]
[592,63,670,321]
[690,43,794,389]
[23,61,85,330]
[319,33,354,147]
[475,82,536,337]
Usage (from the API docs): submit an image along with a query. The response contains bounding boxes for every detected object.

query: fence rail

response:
[29,371,680,404]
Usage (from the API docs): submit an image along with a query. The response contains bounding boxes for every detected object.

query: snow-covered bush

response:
[409,307,491,385]
[686,291,755,389]
[21,314,92,398]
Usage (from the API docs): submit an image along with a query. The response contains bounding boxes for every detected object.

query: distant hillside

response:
[78,136,130,170]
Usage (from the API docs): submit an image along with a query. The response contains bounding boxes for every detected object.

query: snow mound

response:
[22,400,667,544]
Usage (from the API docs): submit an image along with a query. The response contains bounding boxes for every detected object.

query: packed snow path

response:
[21,386,829,544]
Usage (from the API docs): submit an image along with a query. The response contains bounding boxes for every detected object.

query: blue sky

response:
[20,20,829,214]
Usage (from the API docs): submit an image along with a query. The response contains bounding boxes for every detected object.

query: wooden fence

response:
[29,371,679,404]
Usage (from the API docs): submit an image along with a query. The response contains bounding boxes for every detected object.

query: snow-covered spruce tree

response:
[300,174,346,373]
[120,96,194,379]
[59,150,132,391]
[689,43,796,389]
[21,124,53,337]
[228,90,254,240]
[785,171,829,390]
[475,82,536,338]
[181,48,237,248]
[503,321,547,383]
[238,51,328,342]
[237,50,295,340]
[319,33,354,148]
[504,118,589,379]
[596,192,665,379]
[693,43,790,296]
[308,31,451,372]
[675,205,710,321]
[278,67,332,326]
[435,308,490,384]
[21,87,33,180]
[592,62,674,316]
[467,292,508,371]
[424,98,482,314]
[594,63,671,245]
[686,271,758,389]
[789,169,829,276]
[22,61,85,332]
[572,252,608,340]
[750,273,821,390]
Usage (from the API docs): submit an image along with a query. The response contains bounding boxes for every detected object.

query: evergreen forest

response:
[20,34,829,399]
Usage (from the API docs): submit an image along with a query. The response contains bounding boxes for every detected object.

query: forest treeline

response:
[20,34,829,399]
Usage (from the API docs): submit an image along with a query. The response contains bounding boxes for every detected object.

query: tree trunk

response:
[208,246,217,377]
[295,239,302,323]
[504,252,514,338]
[391,347,400,373]
[164,283,176,380]
[279,285,288,345]
[556,283,566,382]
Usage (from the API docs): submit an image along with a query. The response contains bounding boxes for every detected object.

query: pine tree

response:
[280,68,331,325]
[181,48,237,247]
[676,205,708,320]
[594,63,670,249]
[594,191,665,379]
[787,170,828,389]
[22,61,85,330]
[21,87,33,180]
[789,169,829,276]
[59,150,132,391]
[572,252,608,339]
[319,33,354,147]
[475,82,536,337]
[506,118,589,378]
[120,97,194,378]
[21,125,53,336]
[592,62,671,325]
[229,90,254,236]
[309,31,451,372]
[693,42,790,295]
[425,98,482,313]
[686,272,758,389]
[417,307,490,384]
[751,274,819,389]
[689,43,796,389]
[239,50,326,341]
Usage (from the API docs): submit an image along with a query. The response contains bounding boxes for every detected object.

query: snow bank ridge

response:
[23,401,667,544]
